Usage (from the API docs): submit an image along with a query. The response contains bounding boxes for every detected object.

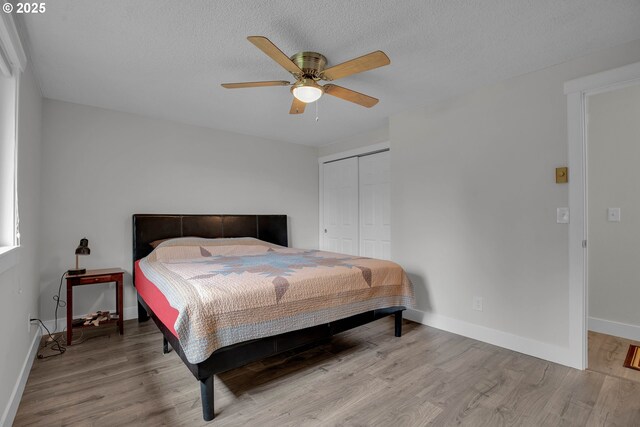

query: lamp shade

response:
[75,238,90,255]
[291,79,324,103]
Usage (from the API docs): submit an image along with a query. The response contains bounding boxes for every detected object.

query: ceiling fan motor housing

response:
[290,51,327,79]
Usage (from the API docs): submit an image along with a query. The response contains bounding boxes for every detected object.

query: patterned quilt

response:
[139,237,415,364]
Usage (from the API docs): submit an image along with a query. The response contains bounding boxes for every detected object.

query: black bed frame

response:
[132,214,405,421]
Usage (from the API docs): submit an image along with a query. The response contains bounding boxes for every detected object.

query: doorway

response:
[565,61,640,370]
[586,83,640,380]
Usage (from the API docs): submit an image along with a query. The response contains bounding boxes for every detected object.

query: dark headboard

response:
[132,214,288,264]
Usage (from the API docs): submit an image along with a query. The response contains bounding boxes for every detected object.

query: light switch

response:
[607,208,621,222]
[557,207,569,224]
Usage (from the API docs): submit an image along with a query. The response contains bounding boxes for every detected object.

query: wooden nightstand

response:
[66,268,124,345]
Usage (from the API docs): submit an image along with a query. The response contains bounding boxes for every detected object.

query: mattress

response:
[135,260,179,338]
[137,237,414,364]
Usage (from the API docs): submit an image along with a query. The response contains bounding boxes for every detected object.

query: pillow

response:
[149,236,224,248]
[147,237,276,262]
[149,238,170,249]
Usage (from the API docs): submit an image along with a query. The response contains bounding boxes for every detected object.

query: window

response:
[0,58,17,249]
[0,12,26,268]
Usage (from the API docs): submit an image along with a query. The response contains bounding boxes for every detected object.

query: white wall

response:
[390,38,640,366]
[0,64,42,425]
[39,99,319,325]
[588,84,640,339]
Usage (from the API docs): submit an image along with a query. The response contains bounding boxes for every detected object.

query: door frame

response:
[318,141,390,251]
[565,61,640,370]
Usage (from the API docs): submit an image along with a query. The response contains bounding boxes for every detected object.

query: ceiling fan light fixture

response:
[292,79,324,103]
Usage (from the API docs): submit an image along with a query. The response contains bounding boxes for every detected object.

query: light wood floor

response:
[588,330,640,383]
[14,319,640,426]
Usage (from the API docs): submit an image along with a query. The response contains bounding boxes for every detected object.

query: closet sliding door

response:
[322,157,359,255]
[359,151,391,259]
[321,150,390,258]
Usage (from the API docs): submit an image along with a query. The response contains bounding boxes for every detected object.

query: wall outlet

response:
[472,297,483,312]
[607,207,621,222]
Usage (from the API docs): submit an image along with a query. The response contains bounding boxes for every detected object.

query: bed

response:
[132,214,414,421]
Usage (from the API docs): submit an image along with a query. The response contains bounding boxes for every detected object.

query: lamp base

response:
[67,268,86,276]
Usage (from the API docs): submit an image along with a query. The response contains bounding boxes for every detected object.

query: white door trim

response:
[565,60,640,370]
[318,142,390,251]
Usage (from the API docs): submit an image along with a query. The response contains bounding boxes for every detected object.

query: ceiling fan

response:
[221,36,390,114]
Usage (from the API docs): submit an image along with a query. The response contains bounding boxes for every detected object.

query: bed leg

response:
[137,300,150,322]
[163,336,171,354]
[395,311,403,337]
[200,376,215,421]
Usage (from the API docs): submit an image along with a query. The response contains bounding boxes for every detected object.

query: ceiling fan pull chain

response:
[316,99,319,122]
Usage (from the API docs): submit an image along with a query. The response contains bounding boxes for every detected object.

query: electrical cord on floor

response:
[31,271,111,358]
[31,318,66,359]
[52,271,67,333]
[29,271,69,359]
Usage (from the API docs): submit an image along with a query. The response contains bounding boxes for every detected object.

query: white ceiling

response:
[21,0,640,146]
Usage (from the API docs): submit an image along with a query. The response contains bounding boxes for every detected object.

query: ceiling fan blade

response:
[321,51,390,81]
[221,80,290,89]
[247,36,303,75]
[323,84,379,108]
[290,97,306,114]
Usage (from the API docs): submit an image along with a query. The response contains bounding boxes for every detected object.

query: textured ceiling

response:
[21,0,640,146]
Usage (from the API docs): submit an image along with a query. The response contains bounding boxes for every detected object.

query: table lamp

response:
[68,238,90,275]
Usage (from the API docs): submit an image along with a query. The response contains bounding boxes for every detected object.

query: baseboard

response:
[1,327,40,427]
[404,308,577,369]
[588,316,640,342]
[41,305,139,334]
[122,306,137,322]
